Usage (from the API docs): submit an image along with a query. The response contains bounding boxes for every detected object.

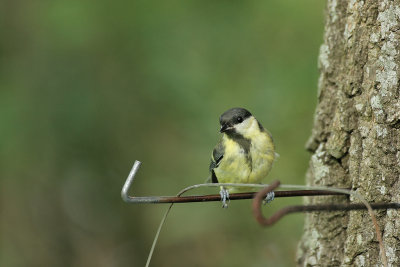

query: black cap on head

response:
[219,107,252,133]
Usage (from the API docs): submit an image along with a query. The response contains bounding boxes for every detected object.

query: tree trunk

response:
[297,1,400,266]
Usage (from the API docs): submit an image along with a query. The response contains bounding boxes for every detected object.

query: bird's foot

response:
[219,188,230,208]
[263,191,275,205]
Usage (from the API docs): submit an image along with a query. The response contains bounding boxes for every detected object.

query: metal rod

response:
[122,160,400,224]
[121,160,347,204]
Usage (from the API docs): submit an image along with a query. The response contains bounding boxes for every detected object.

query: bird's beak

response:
[220,124,231,133]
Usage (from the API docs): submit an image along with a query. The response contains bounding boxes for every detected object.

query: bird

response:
[209,107,276,208]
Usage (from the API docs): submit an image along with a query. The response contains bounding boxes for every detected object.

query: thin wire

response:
[145,183,270,266]
[145,204,173,267]
[145,186,193,267]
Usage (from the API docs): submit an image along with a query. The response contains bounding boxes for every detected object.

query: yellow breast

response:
[214,136,250,184]
[215,123,275,192]
[247,133,275,184]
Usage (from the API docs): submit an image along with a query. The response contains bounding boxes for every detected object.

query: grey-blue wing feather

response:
[209,141,225,183]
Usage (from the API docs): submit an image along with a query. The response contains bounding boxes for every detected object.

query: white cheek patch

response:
[234,117,251,132]
[234,117,257,135]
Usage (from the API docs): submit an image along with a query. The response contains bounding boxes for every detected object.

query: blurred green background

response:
[0,1,324,266]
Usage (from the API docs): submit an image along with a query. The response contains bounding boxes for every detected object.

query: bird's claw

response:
[220,188,230,208]
[263,191,275,205]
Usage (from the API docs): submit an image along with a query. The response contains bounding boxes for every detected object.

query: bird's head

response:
[219,107,257,135]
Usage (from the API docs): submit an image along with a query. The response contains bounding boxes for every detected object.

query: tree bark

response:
[297,1,400,266]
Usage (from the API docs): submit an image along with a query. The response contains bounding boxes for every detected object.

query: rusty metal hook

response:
[252,180,400,227]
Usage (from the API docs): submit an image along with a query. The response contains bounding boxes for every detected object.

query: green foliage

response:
[0,1,324,266]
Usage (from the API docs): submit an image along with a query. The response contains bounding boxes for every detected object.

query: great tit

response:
[209,107,276,207]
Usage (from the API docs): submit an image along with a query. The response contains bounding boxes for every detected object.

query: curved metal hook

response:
[121,160,167,203]
[252,180,400,227]
[121,160,233,204]
[252,180,282,226]
[120,160,264,204]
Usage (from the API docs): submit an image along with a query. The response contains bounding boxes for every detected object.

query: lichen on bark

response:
[297,0,400,266]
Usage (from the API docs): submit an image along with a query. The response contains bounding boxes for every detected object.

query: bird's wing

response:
[209,141,225,183]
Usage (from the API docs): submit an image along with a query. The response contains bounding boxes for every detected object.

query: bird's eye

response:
[237,116,243,123]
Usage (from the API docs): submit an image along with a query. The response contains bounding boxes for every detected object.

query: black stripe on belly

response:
[225,131,252,169]
[211,170,219,183]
